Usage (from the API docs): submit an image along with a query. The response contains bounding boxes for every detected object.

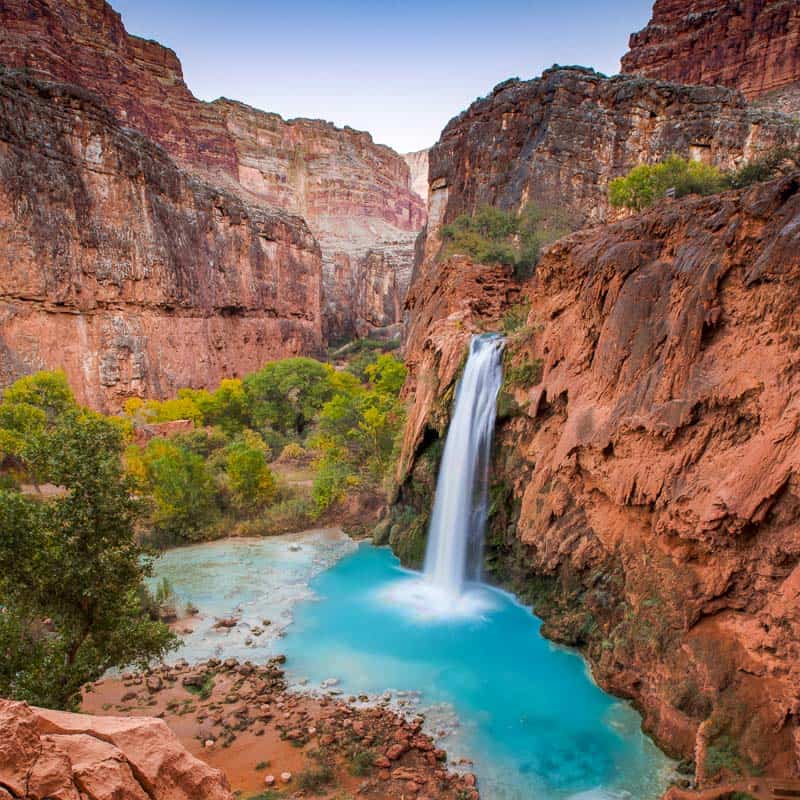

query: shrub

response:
[441,203,575,278]
[279,442,307,462]
[505,360,543,389]
[296,762,334,793]
[609,155,728,210]
[727,146,800,189]
[347,747,375,777]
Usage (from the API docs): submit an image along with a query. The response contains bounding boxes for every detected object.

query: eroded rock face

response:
[0,0,426,344]
[0,698,233,800]
[622,0,800,117]
[0,68,322,410]
[404,148,430,203]
[424,67,800,259]
[396,176,800,783]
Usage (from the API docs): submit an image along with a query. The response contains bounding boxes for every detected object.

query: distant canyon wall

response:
[622,0,800,117]
[0,68,321,411]
[0,0,425,401]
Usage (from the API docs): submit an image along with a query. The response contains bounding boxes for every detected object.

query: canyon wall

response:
[423,67,800,261]
[622,0,800,117]
[0,68,321,411]
[404,149,430,203]
[394,175,800,785]
[0,0,425,368]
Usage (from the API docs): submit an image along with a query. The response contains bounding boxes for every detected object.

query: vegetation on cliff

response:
[440,204,576,278]
[610,149,800,210]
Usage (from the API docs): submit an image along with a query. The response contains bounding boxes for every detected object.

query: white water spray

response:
[423,333,505,596]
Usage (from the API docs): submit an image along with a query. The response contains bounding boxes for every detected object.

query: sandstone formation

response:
[0,698,233,800]
[622,0,800,117]
[0,0,426,346]
[0,68,321,411]
[404,148,430,203]
[424,67,800,261]
[395,175,800,785]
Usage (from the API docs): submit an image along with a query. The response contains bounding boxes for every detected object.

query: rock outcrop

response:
[424,67,800,260]
[404,148,430,203]
[396,175,800,785]
[0,68,321,410]
[0,0,425,346]
[0,698,233,800]
[622,0,800,117]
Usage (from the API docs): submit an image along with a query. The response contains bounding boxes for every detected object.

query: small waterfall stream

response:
[424,333,505,596]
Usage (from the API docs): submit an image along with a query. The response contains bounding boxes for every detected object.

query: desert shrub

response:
[278,442,307,461]
[296,762,334,792]
[609,155,728,210]
[727,146,800,189]
[441,203,575,279]
[505,359,543,389]
[347,747,375,776]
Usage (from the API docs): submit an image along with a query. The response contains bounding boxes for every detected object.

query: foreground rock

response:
[395,174,800,787]
[0,697,233,800]
[81,657,479,799]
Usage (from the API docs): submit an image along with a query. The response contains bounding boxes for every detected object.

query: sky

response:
[112,0,654,154]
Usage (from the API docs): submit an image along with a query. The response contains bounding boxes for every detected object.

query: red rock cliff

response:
[0,68,321,411]
[0,0,426,343]
[424,67,800,262]
[396,175,800,786]
[622,0,800,117]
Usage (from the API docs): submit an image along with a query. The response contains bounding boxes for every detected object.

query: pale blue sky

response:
[112,0,654,153]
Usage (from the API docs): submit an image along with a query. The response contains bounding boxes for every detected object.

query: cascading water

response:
[423,333,505,596]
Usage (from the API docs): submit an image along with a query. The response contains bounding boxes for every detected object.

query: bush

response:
[441,203,575,279]
[727,147,799,189]
[609,155,728,210]
[296,762,334,793]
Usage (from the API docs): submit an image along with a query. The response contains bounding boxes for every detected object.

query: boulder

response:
[0,699,233,800]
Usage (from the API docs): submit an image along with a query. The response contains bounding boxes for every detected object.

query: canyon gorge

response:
[1,0,800,798]
[0,0,425,409]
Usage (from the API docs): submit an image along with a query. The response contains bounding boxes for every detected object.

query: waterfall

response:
[423,333,505,597]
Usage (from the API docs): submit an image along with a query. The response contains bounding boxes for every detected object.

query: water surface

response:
[152,534,672,799]
[282,544,673,800]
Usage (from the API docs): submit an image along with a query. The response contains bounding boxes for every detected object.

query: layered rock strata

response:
[424,67,800,261]
[395,175,800,784]
[622,0,800,117]
[0,0,426,344]
[0,68,321,410]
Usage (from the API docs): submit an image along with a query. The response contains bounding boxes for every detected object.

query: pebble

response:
[280,771,292,783]
[264,775,275,786]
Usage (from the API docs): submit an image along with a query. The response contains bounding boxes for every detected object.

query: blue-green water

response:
[282,544,672,800]
[152,534,672,800]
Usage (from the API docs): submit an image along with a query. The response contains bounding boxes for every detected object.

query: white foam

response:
[376,576,498,622]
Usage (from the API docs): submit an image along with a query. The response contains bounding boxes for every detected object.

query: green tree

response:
[0,408,176,709]
[244,358,334,435]
[1,370,75,421]
[365,354,407,397]
[225,432,277,512]
[139,439,219,541]
[179,378,250,435]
